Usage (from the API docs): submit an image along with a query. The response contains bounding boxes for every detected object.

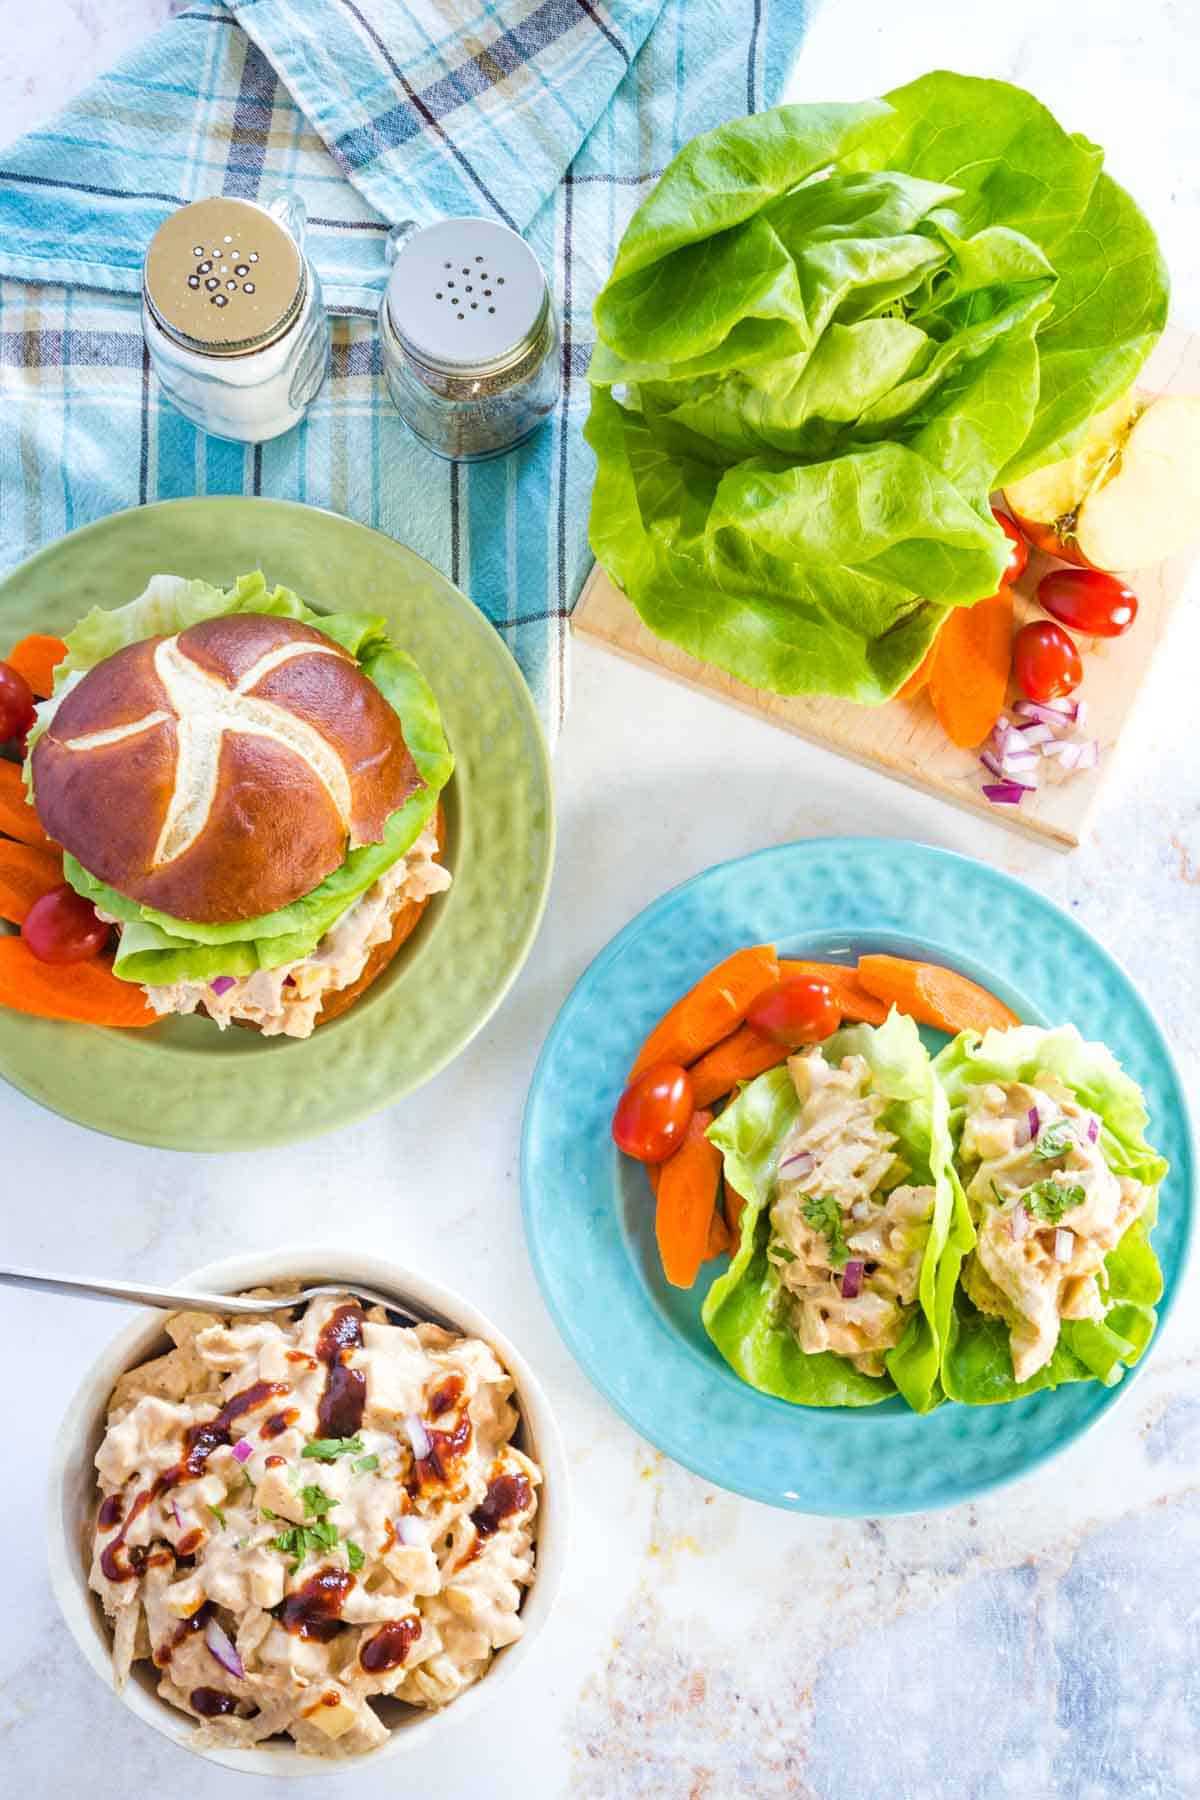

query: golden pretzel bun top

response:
[31,613,424,924]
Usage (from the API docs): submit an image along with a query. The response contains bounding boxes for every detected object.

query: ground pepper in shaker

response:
[141,194,330,443]
[379,217,560,461]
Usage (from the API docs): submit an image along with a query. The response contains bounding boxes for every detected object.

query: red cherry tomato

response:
[612,1062,694,1164]
[21,884,111,965]
[992,508,1029,585]
[0,659,35,743]
[1036,568,1137,639]
[746,977,840,1048]
[1013,620,1082,704]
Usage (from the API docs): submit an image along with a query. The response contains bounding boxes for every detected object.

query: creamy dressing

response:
[90,1294,539,1758]
[768,1050,933,1377]
[143,818,450,1038]
[958,1073,1148,1381]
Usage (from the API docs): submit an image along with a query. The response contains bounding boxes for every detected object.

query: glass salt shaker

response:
[141,194,330,443]
[379,217,560,461]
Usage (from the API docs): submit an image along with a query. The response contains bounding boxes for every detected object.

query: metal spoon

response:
[0,1265,430,1326]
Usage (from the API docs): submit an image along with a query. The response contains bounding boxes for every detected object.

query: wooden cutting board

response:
[573,324,1199,850]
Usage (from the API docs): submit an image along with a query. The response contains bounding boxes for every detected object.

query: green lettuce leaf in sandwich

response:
[24,571,453,1037]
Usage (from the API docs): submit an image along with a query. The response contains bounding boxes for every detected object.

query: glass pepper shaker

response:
[141,194,331,444]
[379,217,560,461]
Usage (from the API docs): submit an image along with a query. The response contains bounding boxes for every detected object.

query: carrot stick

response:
[0,839,64,924]
[928,587,1013,749]
[655,1108,721,1289]
[0,939,158,1027]
[0,760,52,847]
[5,633,67,698]
[689,1022,790,1107]
[778,960,887,1026]
[629,945,779,1080]
[895,638,938,701]
[724,1177,747,1238]
[705,1207,734,1260]
[856,954,1019,1036]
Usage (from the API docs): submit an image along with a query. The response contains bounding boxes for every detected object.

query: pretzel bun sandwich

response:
[24,572,453,1038]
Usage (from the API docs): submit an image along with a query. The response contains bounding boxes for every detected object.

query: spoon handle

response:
[0,1265,293,1314]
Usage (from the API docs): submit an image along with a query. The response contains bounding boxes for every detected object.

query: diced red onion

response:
[232,1439,253,1465]
[204,1616,246,1680]
[210,975,236,997]
[982,782,1026,807]
[1073,699,1090,731]
[1017,722,1055,747]
[1054,1228,1075,1263]
[980,748,1005,779]
[1013,698,1075,731]
[1087,1114,1100,1144]
[395,1515,425,1547]
[840,1260,865,1299]
[171,1498,184,1529]
[283,975,296,988]
[779,1149,815,1177]
[1002,747,1039,772]
[1044,696,1079,717]
[405,1414,431,1460]
[1028,1106,1040,1141]
[850,1200,870,1222]
[1010,1205,1032,1241]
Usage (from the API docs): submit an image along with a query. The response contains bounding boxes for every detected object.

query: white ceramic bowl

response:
[48,1246,569,1778]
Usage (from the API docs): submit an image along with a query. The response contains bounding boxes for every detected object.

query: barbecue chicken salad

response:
[89,1295,540,1758]
[23,571,453,1037]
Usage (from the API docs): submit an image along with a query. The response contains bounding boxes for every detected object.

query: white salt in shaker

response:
[141,194,330,443]
[379,217,560,460]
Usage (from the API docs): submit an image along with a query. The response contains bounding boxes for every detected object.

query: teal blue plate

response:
[521,838,1194,1515]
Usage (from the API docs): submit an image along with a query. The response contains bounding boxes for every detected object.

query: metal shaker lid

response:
[143,197,304,357]
[384,217,549,377]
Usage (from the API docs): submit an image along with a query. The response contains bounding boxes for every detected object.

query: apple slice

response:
[1005,389,1200,571]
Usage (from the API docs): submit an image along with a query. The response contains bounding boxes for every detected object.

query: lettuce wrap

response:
[587,71,1169,702]
[25,571,453,986]
[702,1010,966,1413]
[933,1025,1167,1403]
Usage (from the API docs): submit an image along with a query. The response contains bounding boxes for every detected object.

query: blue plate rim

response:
[521,835,1197,1515]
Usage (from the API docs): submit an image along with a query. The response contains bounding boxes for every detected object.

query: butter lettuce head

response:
[701,1009,967,1413]
[587,71,1168,702]
[932,1024,1167,1404]
[27,571,453,986]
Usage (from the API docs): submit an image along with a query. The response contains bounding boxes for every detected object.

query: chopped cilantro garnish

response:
[300,1483,334,1520]
[353,1455,379,1474]
[270,1519,340,1566]
[346,1540,365,1572]
[1024,1179,1085,1223]
[261,1507,278,1521]
[301,1435,365,1463]
[1033,1121,1074,1162]
[207,1503,226,1530]
[802,1194,850,1270]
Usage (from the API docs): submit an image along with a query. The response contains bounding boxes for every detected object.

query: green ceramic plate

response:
[0,498,554,1150]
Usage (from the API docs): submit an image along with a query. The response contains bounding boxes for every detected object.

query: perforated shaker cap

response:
[384,217,549,376]
[143,197,304,356]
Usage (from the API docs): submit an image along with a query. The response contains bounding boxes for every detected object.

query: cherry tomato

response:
[1036,568,1137,639]
[612,1062,694,1164]
[992,507,1029,585]
[746,977,840,1048]
[0,659,35,744]
[1013,620,1082,704]
[21,884,111,965]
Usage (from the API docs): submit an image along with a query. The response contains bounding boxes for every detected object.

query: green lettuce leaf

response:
[701,1010,966,1413]
[587,71,1168,702]
[932,1024,1167,1404]
[28,571,453,985]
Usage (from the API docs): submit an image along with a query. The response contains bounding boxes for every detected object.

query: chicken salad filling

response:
[90,1293,539,1759]
[957,1073,1150,1382]
[768,1048,935,1377]
[137,818,450,1039]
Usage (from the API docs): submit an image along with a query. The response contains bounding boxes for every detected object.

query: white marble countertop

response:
[2,3,1198,1797]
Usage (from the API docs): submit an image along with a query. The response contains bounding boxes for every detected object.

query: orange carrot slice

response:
[0,938,157,1027]
[856,954,1019,1036]
[5,633,67,698]
[629,945,779,1080]
[655,1108,722,1289]
[705,1207,734,1260]
[928,588,1014,749]
[778,960,887,1026]
[0,839,64,924]
[689,1022,790,1108]
[0,760,51,847]
[724,1177,747,1239]
[895,639,938,701]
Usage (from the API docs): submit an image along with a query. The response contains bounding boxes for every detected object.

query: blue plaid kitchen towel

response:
[0,0,815,736]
